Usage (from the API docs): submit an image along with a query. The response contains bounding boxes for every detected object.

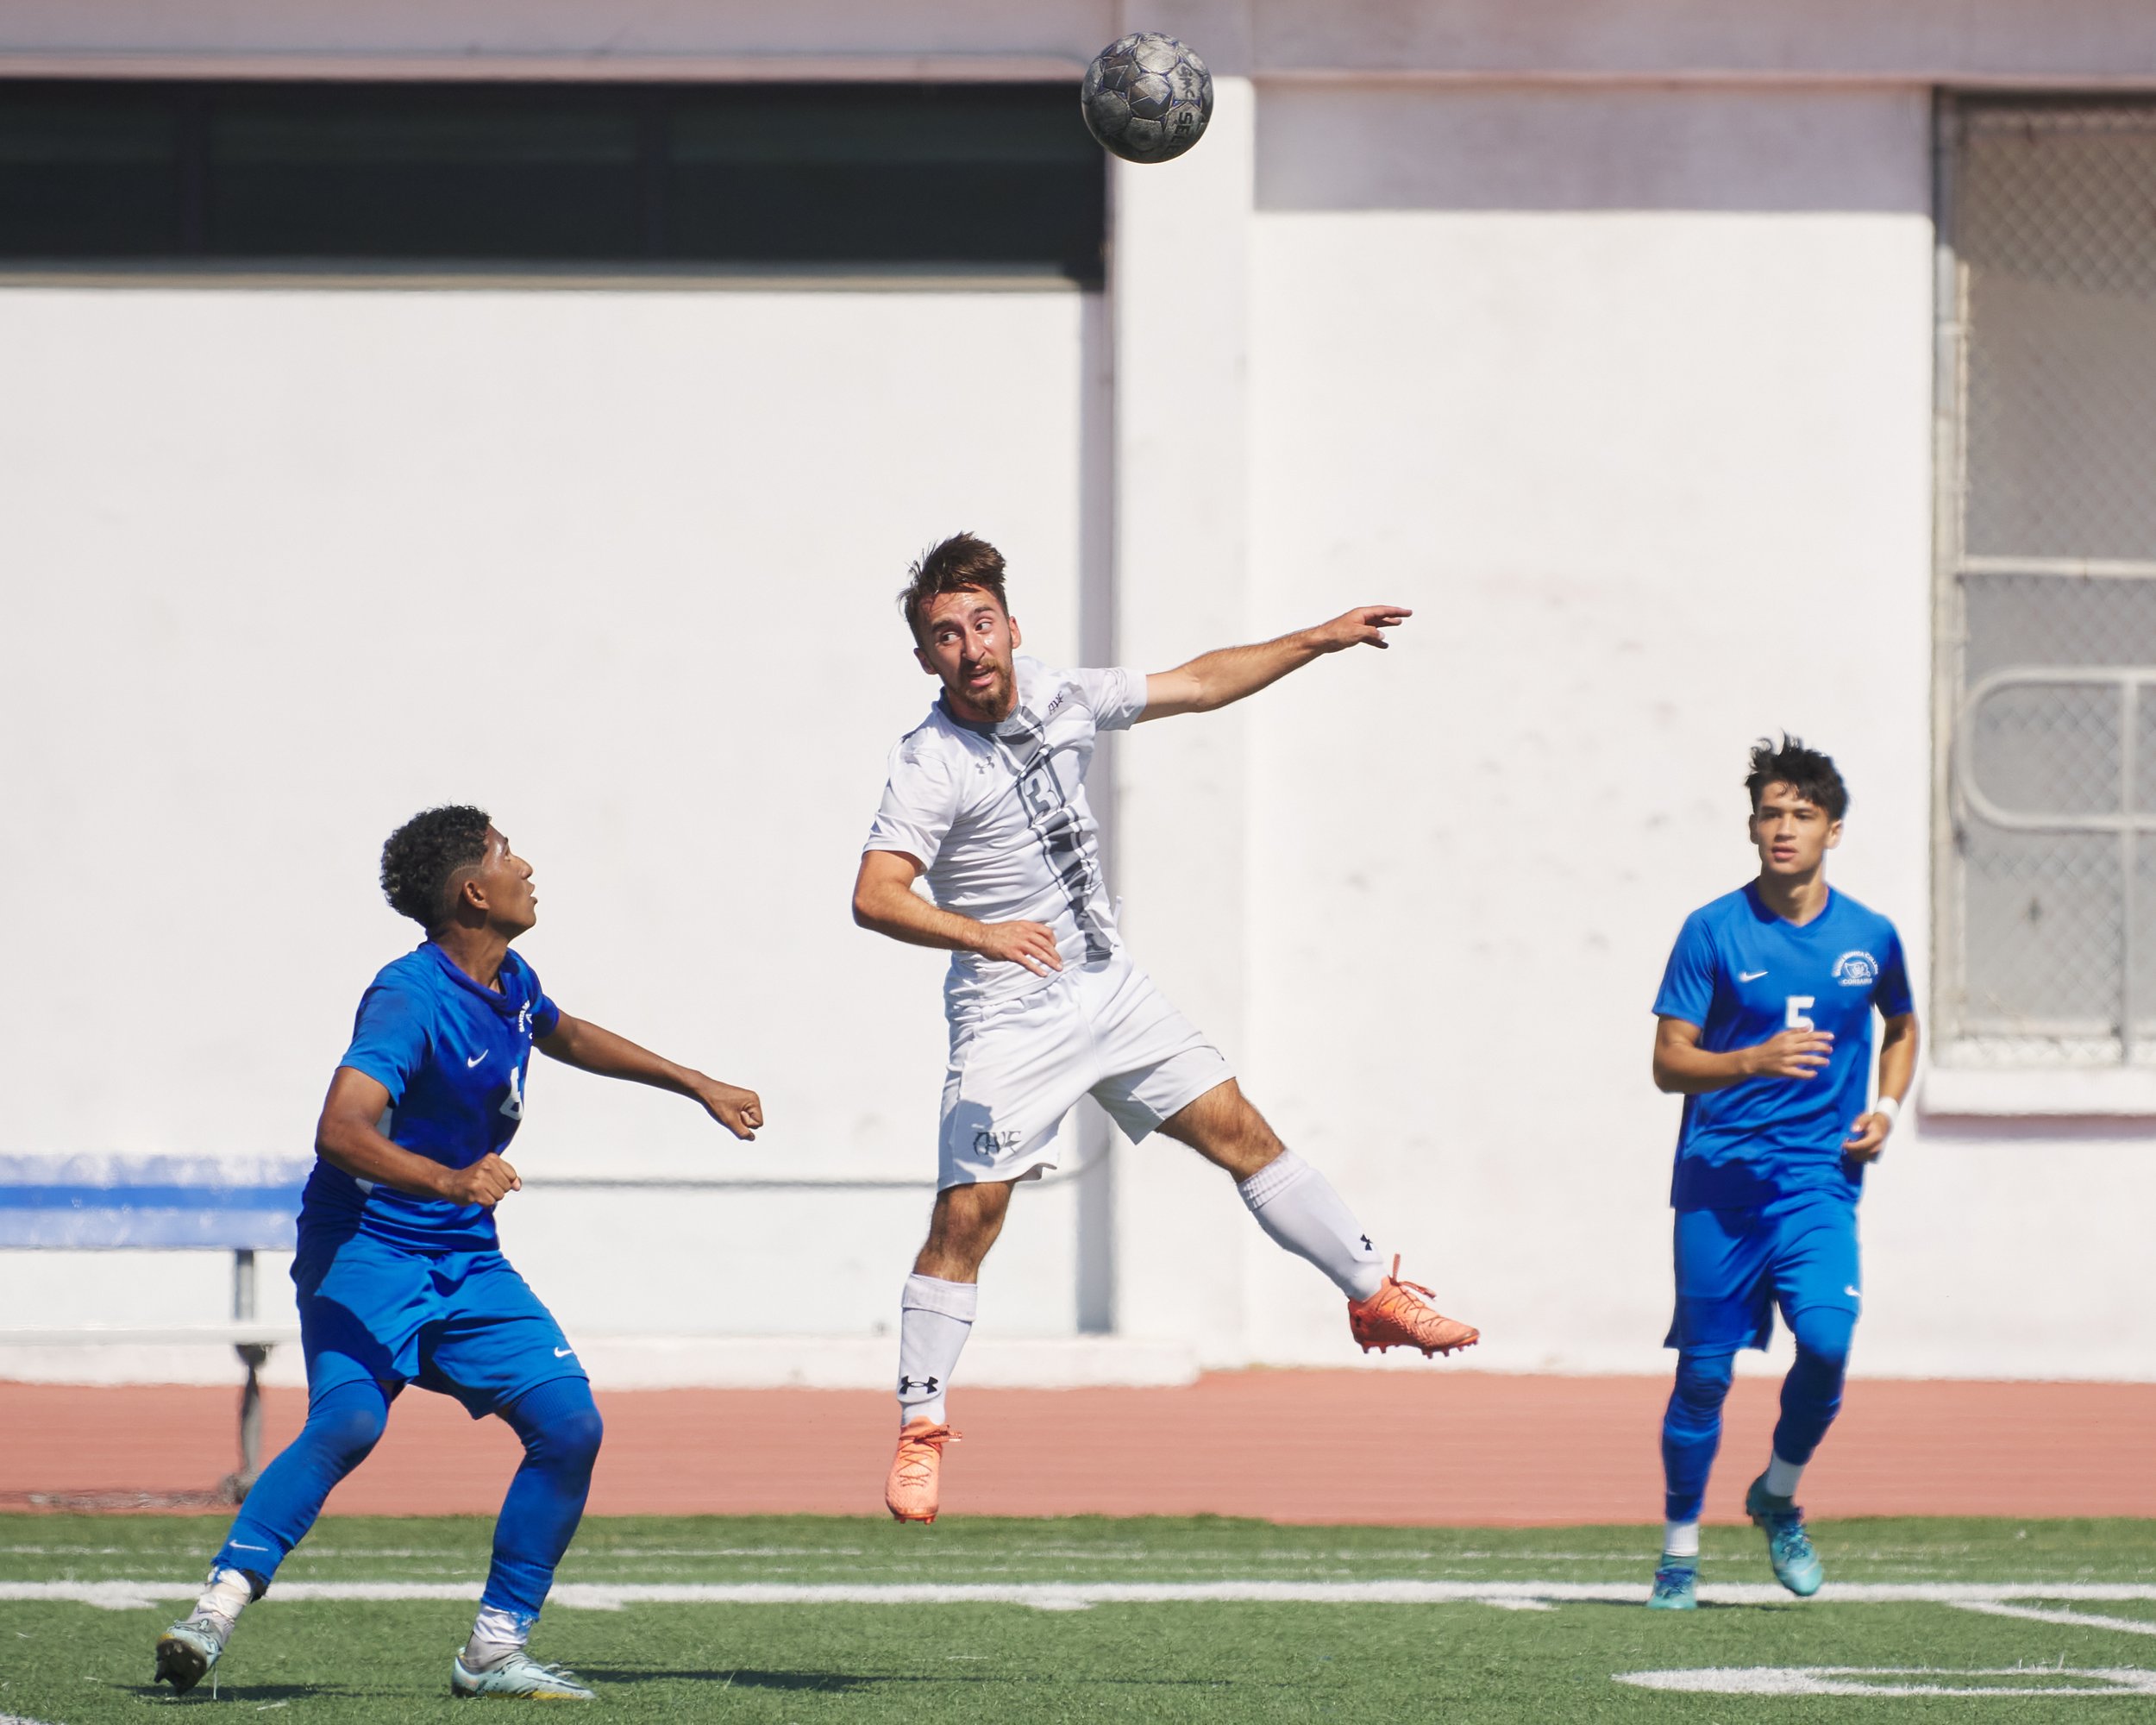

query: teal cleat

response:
[154,1615,227,1695]
[1646,1556,1698,1610]
[452,1652,597,1701]
[1746,1473,1824,1596]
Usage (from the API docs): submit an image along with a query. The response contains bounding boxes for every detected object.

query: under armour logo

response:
[898,1376,941,1395]
[1361,1235,1372,1251]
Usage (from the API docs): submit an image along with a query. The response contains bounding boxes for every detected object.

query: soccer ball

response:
[1081,34,1213,165]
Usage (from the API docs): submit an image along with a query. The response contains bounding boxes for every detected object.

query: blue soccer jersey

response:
[1652,883,1912,1212]
[300,942,561,1251]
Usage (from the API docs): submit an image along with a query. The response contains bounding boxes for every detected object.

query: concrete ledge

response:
[0,1334,1201,1391]
[0,1325,299,1348]
[571,1336,1200,1391]
[1921,1065,2156,1118]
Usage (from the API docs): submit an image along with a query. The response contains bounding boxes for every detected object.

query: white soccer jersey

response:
[864,656,1147,1018]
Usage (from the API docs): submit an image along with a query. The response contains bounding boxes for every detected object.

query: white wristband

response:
[1873,1095,1902,1127]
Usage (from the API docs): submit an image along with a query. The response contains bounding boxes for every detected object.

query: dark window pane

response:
[208,85,644,259]
[0,83,180,255]
[667,85,1102,277]
[0,80,1104,275]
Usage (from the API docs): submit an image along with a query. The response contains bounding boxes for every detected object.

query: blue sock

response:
[1661,1347,1735,1525]
[479,1377,604,1621]
[213,1377,390,1583]
[1771,1306,1855,1469]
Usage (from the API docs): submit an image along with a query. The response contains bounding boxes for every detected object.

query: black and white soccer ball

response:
[1081,33,1213,165]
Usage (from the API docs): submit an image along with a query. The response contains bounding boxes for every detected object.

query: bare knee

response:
[1160,1081,1285,1182]
[913,1181,1012,1281]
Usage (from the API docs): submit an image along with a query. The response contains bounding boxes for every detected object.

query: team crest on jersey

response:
[517,1000,533,1035]
[1833,950,1879,987]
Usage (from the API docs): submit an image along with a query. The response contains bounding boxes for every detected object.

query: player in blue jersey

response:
[155,806,761,1700]
[1643,737,1917,1610]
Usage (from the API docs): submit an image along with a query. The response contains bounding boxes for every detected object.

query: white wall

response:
[8,0,2156,1386]
[1191,79,2153,1381]
[0,283,1100,1372]
[1231,83,1939,1376]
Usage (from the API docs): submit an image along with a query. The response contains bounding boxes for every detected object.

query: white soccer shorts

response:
[937,956,1233,1189]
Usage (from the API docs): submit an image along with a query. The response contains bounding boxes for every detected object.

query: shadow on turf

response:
[125,1683,361,1703]
[584,1669,1265,1694]
[586,1671,881,1695]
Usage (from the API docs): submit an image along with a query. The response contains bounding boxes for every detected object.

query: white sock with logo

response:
[898,1273,977,1427]
[463,1605,532,1672]
[1663,1520,1701,1560]
[1764,1452,1805,1498]
[190,1567,258,1638]
[1236,1151,1388,1302]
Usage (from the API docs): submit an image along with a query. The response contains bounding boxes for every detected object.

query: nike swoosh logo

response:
[467,1051,487,1068]
[1845,1285,1862,1300]
[1739,969,1769,982]
[229,1542,269,1552]
[553,1347,576,1358]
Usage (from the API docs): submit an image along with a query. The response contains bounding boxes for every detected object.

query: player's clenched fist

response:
[440,1153,521,1208]
[975,919,1063,975]
[1841,1110,1893,1162]
[1743,1027,1835,1081]
[699,1079,763,1140]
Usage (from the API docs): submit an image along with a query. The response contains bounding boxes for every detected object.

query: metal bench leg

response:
[222,1248,268,1503]
[229,1343,270,1501]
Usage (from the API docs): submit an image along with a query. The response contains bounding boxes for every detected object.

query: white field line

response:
[1616,1666,2156,1697]
[10,1578,2156,1613]
[1953,1600,2156,1637]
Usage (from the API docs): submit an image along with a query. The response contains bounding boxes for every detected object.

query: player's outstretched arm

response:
[1137,605,1410,722]
[1842,1010,1920,1161]
[316,1067,521,1207]
[536,1014,763,1140]
[852,849,1062,975]
[1651,1015,1834,1095]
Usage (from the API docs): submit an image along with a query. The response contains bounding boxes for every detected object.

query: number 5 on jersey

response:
[1786,996,1816,1032]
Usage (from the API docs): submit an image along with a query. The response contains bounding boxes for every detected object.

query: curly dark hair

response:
[898,532,1009,643]
[1745,734,1848,822]
[380,805,492,931]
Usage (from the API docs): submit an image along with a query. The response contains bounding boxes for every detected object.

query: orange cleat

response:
[1347,1256,1480,1357]
[885,1417,956,1522]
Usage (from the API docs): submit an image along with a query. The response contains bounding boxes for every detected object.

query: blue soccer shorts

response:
[292,1228,587,1418]
[1664,1188,1860,1354]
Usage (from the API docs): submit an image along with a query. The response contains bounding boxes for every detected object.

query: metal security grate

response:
[1937,97,2156,1066]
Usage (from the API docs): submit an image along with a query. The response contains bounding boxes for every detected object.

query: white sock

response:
[898,1273,977,1427]
[1236,1151,1387,1302]
[463,1605,533,1672]
[1764,1451,1805,1498]
[1663,1520,1701,1560]
[191,1566,257,1637]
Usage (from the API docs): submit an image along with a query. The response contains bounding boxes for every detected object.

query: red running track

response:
[5,1373,2153,1523]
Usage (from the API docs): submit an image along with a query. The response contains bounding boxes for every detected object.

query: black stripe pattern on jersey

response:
[991,705,1114,963]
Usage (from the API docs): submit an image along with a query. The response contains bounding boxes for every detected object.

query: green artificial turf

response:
[3,1515,2154,1722]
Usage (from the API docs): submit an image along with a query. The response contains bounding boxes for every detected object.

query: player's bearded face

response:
[1748,783,1840,878]
[916,589,1022,723]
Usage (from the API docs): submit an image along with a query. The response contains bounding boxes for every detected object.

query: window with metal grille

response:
[0,80,1105,281]
[1936,96,2156,1068]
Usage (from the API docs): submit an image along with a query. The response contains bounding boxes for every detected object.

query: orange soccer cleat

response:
[884,1417,957,1523]
[1347,1256,1480,1357]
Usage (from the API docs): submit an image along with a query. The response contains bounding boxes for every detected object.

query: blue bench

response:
[0,1155,311,1499]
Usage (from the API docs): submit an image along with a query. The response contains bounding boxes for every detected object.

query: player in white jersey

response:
[854,533,1479,1521]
